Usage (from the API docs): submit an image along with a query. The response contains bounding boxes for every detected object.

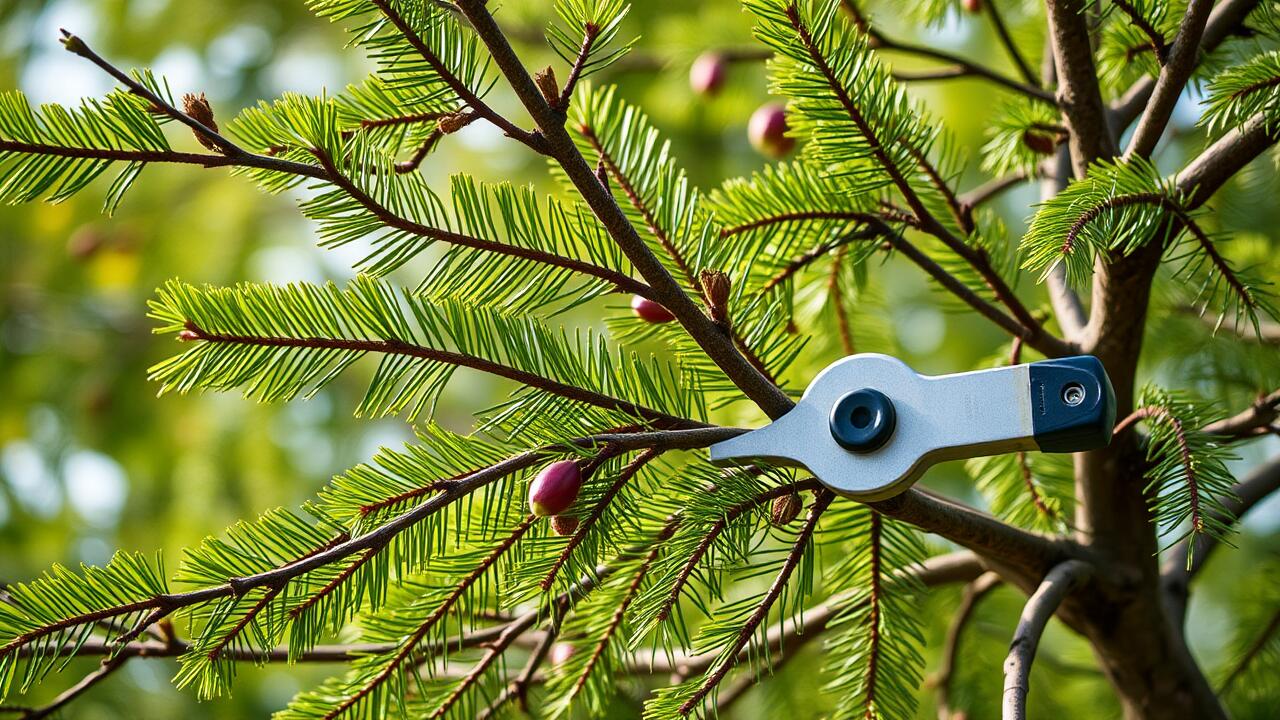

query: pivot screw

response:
[1062,382,1086,407]
[830,388,897,453]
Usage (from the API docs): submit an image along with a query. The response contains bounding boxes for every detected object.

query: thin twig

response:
[368,0,547,153]
[1002,560,1092,720]
[983,0,1040,86]
[678,491,834,715]
[934,572,1002,720]
[183,322,703,430]
[1219,607,1280,695]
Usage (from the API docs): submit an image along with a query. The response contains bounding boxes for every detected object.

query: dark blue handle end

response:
[1028,355,1116,453]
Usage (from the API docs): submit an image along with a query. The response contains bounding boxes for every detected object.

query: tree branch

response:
[453,0,794,420]
[1202,389,1280,438]
[1110,0,1261,139]
[1044,0,1118,174]
[1002,560,1092,720]
[1124,0,1215,159]
[869,489,1087,580]
[367,0,546,152]
[182,322,703,430]
[982,0,1039,87]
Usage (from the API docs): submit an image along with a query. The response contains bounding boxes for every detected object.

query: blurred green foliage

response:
[0,0,1277,717]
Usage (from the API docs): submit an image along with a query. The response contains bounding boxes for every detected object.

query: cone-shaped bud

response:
[631,296,676,323]
[771,492,803,526]
[699,269,731,326]
[551,515,580,536]
[182,93,221,153]
[535,65,560,106]
[690,52,727,96]
[748,103,795,159]
[529,460,583,516]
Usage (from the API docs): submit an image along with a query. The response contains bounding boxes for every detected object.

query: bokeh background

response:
[1,0,1277,717]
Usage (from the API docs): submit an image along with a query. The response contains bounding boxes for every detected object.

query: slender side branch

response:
[1125,0,1214,159]
[453,0,794,420]
[935,572,1002,720]
[1002,560,1092,720]
[1202,389,1280,438]
[182,322,703,430]
[313,150,655,299]
[1162,454,1280,607]
[367,0,547,152]
[678,490,834,714]
[983,0,1039,87]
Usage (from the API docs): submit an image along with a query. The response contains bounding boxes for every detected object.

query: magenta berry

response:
[551,515,580,536]
[529,460,583,517]
[748,103,795,159]
[690,52,727,96]
[631,296,676,323]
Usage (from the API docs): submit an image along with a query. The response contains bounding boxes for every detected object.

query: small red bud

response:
[690,52,727,96]
[551,515,580,536]
[177,330,200,342]
[529,460,583,517]
[631,296,676,323]
[962,0,982,13]
[771,493,803,526]
[550,642,576,665]
[748,103,795,159]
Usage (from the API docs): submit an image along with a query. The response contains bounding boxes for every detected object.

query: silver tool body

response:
[709,353,1114,501]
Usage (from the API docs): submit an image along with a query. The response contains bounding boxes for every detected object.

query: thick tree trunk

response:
[1065,247,1227,719]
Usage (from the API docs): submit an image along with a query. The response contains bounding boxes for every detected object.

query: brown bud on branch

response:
[699,269,732,329]
[534,66,560,107]
[770,492,803,526]
[182,93,222,153]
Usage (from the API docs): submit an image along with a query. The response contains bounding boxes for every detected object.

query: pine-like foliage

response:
[147,276,704,431]
[1021,157,1277,332]
[0,74,172,213]
[820,507,927,720]
[1133,386,1240,563]
[981,96,1063,178]
[0,553,168,697]
[1201,50,1280,134]
[2,0,1279,717]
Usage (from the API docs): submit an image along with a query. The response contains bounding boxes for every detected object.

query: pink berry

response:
[631,296,676,323]
[550,642,576,665]
[551,515,580,536]
[529,460,583,517]
[748,103,795,159]
[963,0,982,12]
[690,52,727,96]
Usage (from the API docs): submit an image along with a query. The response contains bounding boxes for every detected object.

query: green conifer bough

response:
[1,0,1279,718]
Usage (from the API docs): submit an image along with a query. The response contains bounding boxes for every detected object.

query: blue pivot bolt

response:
[829,388,897,453]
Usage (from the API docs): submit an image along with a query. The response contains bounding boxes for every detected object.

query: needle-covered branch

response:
[453,0,794,420]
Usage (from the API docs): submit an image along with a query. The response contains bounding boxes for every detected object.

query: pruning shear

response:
[710,354,1116,501]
